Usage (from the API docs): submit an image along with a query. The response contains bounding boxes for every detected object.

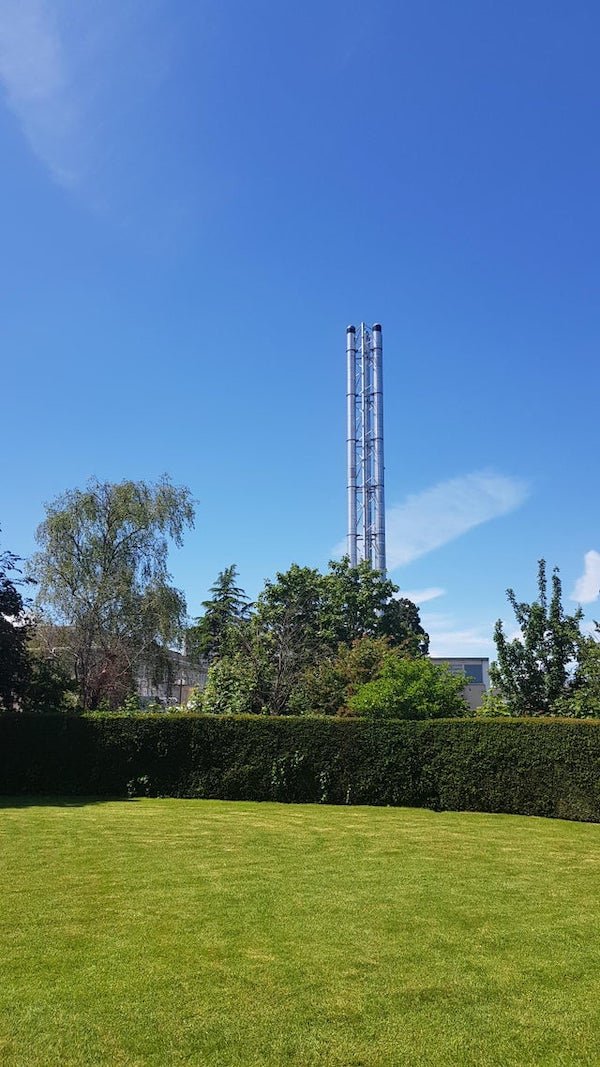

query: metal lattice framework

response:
[346,322,386,572]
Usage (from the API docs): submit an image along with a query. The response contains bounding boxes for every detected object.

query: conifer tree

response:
[187,565,250,662]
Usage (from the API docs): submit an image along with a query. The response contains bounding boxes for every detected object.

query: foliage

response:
[376,594,430,655]
[492,560,585,715]
[120,693,142,713]
[202,614,277,714]
[215,559,429,714]
[201,652,263,715]
[288,636,398,716]
[252,564,329,711]
[186,686,205,712]
[322,558,429,654]
[20,621,78,712]
[24,648,77,712]
[554,632,600,718]
[29,477,194,709]
[0,536,34,711]
[186,564,250,662]
[474,688,511,718]
[348,656,469,719]
[2,714,600,822]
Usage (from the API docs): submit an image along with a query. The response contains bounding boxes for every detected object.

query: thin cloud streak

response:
[386,471,528,570]
[0,0,63,100]
[0,0,77,184]
[0,0,177,197]
[401,587,445,605]
[422,611,495,658]
[571,550,600,605]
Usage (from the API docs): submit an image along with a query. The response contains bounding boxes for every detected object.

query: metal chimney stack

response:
[346,322,386,572]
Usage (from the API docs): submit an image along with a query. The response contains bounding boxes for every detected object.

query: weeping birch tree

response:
[30,477,195,709]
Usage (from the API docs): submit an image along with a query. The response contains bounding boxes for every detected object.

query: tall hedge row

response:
[0,714,599,821]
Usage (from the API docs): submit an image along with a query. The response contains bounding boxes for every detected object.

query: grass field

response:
[1,800,599,1066]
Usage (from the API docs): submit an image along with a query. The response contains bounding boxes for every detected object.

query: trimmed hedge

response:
[0,714,599,821]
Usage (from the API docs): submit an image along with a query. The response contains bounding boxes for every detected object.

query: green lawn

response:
[1,800,599,1066]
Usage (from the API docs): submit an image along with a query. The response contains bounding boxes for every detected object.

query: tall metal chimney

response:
[346,326,358,566]
[346,322,386,573]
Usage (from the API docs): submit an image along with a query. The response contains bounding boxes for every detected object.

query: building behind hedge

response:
[430,658,489,710]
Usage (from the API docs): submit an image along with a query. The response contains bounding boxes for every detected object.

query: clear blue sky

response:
[1,0,599,655]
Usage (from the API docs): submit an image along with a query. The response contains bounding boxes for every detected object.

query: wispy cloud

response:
[0,0,176,196]
[571,550,600,605]
[0,0,76,183]
[401,587,445,605]
[0,1,63,101]
[386,471,528,570]
[422,611,495,658]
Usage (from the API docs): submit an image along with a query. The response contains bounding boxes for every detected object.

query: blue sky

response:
[1,0,599,656]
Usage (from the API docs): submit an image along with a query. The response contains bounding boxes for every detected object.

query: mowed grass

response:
[1,801,599,1067]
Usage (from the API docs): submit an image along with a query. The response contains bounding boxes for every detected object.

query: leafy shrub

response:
[120,693,142,713]
[288,636,395,716]
[185,687,204,713]
[349,657,469,719]
[553,639,600,719]
[202,655,261,715]
[475,689,511,718]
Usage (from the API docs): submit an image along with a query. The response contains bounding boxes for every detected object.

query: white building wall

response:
[430,657,490,711]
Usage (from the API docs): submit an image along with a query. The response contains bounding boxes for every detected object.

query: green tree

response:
[288,635,397,716]
[348,656,468,720]
[213,560,428,715]
[255,564,328,709]
[202,651,262,715]
[30,477,194,710]
[378,595,430,656]
[0,537,33,711]
[491,560,585,715]
[554,627,600,718]
[186,565,250,662]
[25,643,77,712]
[323,558,429,653]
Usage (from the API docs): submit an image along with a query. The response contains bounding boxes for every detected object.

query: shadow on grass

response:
[0,795,139,809]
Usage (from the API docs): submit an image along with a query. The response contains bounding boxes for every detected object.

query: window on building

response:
[463,664,483,684]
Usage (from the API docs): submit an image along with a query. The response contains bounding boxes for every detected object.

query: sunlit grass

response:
[1,799,599,1065]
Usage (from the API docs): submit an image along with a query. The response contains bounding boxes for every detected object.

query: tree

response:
[288,635,397,716]
[201,649,262,715]
[254,564,328,711]
[0,535,33,711]
[554,626,600,718]
[322,558,429,654]
[378,595,430,656]
[491,560,585,715]
[348,656,468,720]
[30,477,194,710]
[210,559,429,715]
[25,629,77,712]
[186,565,250,662]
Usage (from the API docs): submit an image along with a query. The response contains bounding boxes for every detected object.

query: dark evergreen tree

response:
[187,565,250,662]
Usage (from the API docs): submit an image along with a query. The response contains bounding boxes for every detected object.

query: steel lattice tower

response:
[346,323,386,572]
